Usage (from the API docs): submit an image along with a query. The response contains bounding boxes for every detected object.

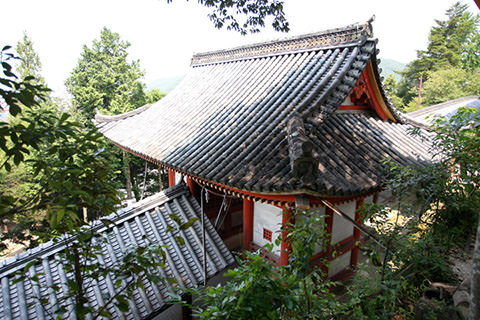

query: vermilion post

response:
[186,177,196,195]
[279,207,292,266]
[351,198,364,267]
[242,199,254,251]
[168,169,176,187]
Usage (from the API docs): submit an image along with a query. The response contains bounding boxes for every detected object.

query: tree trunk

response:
[469,214,480,320]
[158,165,163,192]
[123,151,134,199]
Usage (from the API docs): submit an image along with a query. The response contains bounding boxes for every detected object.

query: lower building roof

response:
[0,184,234,320]
[408,96,480,125]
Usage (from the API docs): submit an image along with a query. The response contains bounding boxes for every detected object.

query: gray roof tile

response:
[95,21,434,197]
[0,184,233,319]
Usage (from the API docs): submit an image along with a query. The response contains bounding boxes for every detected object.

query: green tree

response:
[1,46,199,320]
[421,67,480,106]
[66,27,146,119]
[397,2,480,106]
[15,31,46,87]
[0,45,121,245]
[383,74,405,111]
[146,88,166,104]
[66,28,148,201]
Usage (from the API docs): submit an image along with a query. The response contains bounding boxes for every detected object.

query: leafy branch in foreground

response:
[1,45,121,244]
[167,0,289,35]
[175,207,340,320]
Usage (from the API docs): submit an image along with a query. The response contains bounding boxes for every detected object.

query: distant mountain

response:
[148,59,406,93]
[147,75,185,93]
[378,58,406,81]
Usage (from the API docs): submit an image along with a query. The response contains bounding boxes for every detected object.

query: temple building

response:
[96,19,433,280]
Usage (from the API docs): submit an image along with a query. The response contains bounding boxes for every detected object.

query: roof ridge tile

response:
[191,20,374,67]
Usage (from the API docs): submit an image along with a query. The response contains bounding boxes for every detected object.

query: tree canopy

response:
[168,0,289,35]
[66,27,146,119]
[389,2,480,110]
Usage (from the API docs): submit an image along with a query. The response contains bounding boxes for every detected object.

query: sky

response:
[3,0,478,98]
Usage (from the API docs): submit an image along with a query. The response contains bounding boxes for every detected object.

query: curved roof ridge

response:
[191,19,374,67]
[94,103,151,123]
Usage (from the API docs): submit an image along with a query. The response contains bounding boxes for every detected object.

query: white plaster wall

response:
[377,190,393,204]
[174,172,184,185]
[253,202,283,254]
[328,251,352,278]
[364,195,374,204]
[330,201,356,245]
[342,95,353,105]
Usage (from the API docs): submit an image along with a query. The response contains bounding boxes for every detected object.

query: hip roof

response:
[95,20,434,198]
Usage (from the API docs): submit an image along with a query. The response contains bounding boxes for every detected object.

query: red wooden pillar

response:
[350,198,365,267]
[186,177,196,195]
[279,207,293,266]
[243,199,254,251]
[325,207,334,253]
[168,169,176,187]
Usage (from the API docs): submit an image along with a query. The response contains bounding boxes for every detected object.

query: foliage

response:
[167,0,289,35]
[0,45,121,247]
[421,67,480,106]
[383,74,406,111]
[395,2,480,107]
[14,211,198,320]
[1,44,199,319]
[145,88,166,104]
[15,31,46,87]
[178,207,340,319]
[65,27,146,119]
[344,107,480,318]
[428,107,480,242]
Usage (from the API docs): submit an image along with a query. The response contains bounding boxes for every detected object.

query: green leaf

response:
[175,236,185,246]
[180,217,199,230]
[169,213,182,226]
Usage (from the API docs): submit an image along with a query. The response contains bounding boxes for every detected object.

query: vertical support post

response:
[186,177,196,196]
[168,169,176,187]
[324,207,334,253]
[181,292,192,320]
[417,75,423,110]
[243,198,254,251]
[158,165,164,192]
[279,207,292,266]
[351,198,365,267]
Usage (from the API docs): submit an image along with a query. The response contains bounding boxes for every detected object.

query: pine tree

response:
[397,2,479,106]
[406,2,479,79]
[65,27,146,119]
[15,32,46,86]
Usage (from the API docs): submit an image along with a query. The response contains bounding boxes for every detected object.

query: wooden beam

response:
[322,199,385,250]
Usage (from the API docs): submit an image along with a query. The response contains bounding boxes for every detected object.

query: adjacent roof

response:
[408,96,480,125]
[0,184,234,320]
[95,20,433,198]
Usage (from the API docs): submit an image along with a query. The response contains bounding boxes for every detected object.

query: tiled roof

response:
[95,20,434,197]
[0,184,234,320]
[408,96,480,125]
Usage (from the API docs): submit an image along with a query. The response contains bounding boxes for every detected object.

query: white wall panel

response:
[331,201,356,245]
[328,251,352,278]
[253,202,283,254]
